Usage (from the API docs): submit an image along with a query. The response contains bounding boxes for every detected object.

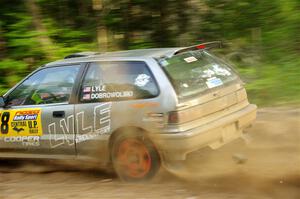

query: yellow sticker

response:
[0,108,43,137]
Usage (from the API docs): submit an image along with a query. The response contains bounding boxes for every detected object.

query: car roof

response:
[44,48,182,67]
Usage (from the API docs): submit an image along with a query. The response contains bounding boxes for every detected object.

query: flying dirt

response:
[0,107,299,199]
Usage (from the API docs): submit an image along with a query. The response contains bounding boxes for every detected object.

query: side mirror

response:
[0,96,5,107]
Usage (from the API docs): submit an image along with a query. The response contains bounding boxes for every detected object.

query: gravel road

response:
[0,107,299,199]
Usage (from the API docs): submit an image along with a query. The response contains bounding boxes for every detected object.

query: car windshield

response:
[159,50,240,99]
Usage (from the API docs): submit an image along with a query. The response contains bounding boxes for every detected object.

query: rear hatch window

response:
[159,50,240,99]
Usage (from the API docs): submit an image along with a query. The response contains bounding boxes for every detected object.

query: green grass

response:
[237,60,300,106]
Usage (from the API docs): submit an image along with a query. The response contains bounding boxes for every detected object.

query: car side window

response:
[6,65,81,106]
[80,61,159,102]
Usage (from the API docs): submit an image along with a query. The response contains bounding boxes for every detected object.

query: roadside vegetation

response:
[0,0,299,105]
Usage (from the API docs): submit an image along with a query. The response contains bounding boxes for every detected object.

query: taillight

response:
[196,44,206,49]
[168,111,179,123]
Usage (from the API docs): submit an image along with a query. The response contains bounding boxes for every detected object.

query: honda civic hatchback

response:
[0,42,257,181]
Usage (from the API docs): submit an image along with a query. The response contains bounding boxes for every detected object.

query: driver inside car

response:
[30,75,76,105]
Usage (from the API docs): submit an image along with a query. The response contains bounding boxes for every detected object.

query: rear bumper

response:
[151,104,257,161]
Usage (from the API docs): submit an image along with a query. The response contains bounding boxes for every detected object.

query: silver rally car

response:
[0,42,257,181]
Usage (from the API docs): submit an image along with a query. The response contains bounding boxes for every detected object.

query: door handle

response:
[53,111,65,118]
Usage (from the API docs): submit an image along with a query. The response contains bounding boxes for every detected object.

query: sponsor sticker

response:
[201,69,215,78]
[0,108,43,137]
[184,56,198,63]
[90,91,133,99]
[134,74,151,87]
[4,136,40,146]
[82,84,134,100]
[206,77,223,88]
[159,59,169,67]
[212,64,231,76]
[83,87,92,93]
[82,93,91,100]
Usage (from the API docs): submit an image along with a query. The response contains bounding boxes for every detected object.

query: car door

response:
[0,64,84,156]
[74,61,160,162]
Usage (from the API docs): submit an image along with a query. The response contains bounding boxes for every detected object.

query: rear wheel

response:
[111,132,160,182]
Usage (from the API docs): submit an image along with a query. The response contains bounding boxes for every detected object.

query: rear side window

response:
[80,61,159,102]
[159,50,240,99]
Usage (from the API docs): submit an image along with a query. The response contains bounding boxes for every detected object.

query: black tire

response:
[111,131,160,182]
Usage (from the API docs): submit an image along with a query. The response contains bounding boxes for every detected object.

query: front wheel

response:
[111,132,160,182]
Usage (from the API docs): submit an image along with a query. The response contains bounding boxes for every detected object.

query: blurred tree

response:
[26,0,57,60]
[93,0,109,52]
[0,0,299,104]
[0,25,7,59]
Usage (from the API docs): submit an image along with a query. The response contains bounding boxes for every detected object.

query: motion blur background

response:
[0,1,299,198]
[0,0,299,105]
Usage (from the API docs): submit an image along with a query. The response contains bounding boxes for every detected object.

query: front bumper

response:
[151,104,257,161]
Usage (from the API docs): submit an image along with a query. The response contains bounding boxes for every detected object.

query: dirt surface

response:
[0,107,299,199]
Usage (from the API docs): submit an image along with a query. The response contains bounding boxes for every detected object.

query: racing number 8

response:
[0,112,10,134]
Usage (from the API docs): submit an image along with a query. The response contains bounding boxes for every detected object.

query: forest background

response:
[0,0,299,105]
